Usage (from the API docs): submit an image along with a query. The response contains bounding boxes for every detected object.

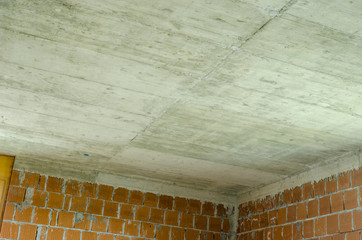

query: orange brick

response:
[150,208,164,224]
[165,210,179,226]
[10,170,21,186]
[71,196,88,212]
[99,234,114,240]
[344,189,358,210]
[346,231,360,240]
[65,229,81,240]
[303,182,314,200]
[65,180,81,196]
[104,201,118,218]
[339,212,352,232]
[319,196,331,216]
[251,214,259,230]
[321,236,332,240]
[327,214,339,234]
[268,210,277,226]
[297,202,307,220]
[33,208,51,225]
[74,213,91,230]
[22,172,40,188]
[47,176,64,193]
[91,216,108,232]
[274,226,283,240]
[195,215,208,230]
[0,222,19,239]
[140,222,155,238]
[303,219,314,238]
[188,199,201,214]
[277,207,287,224]
[144,192,158,207]
[359,186,362,206]
[82,231,97,240]
[326,177,337,194]
[287,205,296,222]
[115,236,130,240]
[314,179,325,196]
[47,227,64,240]
[216,204,227,217]
[58,211,75,228]
[223,219,230,233]
[260,212,268,228]
[315,217,326,236]
[209,217,222,232]
[48,192,64,209]
[283,189,292,204]
[156,225,170,240]
[124,220,139,236]
[7,186,26,203]
[292,186,302,203]
[82,182,97,198]
[171,227,184,240]
[334,233,346,240]
[283,224,293,240]
[185,229,199,240]
[338,172,351,190]
[31,190,47,207]
[14,206,33,223]
[87,199,103,215]
[353,209,362,230]
[19,224,37,240]
[120,204,134,220]
[129,190,143,205]
[174,197,187,212]
[108,218,124,234]
[159,195,173,210]
[114,187,129,203]
[331,192,343,213]
[98,185,114,201]
[4,203,15,220]
[135,206,150,221]
[308,199,318,218]
[244,217,252,232]
[202,202,215,216]
[180,212,194,228]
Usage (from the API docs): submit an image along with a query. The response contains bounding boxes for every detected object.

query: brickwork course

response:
[237,167,362,240]
[0,170,231,240]
[1,166,361,240]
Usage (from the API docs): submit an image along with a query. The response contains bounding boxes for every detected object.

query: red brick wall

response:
[0,170,231,240]
[238,167,362,240]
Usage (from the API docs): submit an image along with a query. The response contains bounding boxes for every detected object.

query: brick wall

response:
[237,167,362,240]
[0,170,231,240]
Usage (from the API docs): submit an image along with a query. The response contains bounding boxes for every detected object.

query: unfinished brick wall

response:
[0,170,231,240]
[238,167,362,240]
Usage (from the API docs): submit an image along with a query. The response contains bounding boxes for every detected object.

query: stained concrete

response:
[0,0,362,204]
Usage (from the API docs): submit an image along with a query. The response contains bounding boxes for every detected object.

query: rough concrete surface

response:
[0,0,362,203]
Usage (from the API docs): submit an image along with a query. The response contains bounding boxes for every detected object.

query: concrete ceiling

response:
[1,0,362,201]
